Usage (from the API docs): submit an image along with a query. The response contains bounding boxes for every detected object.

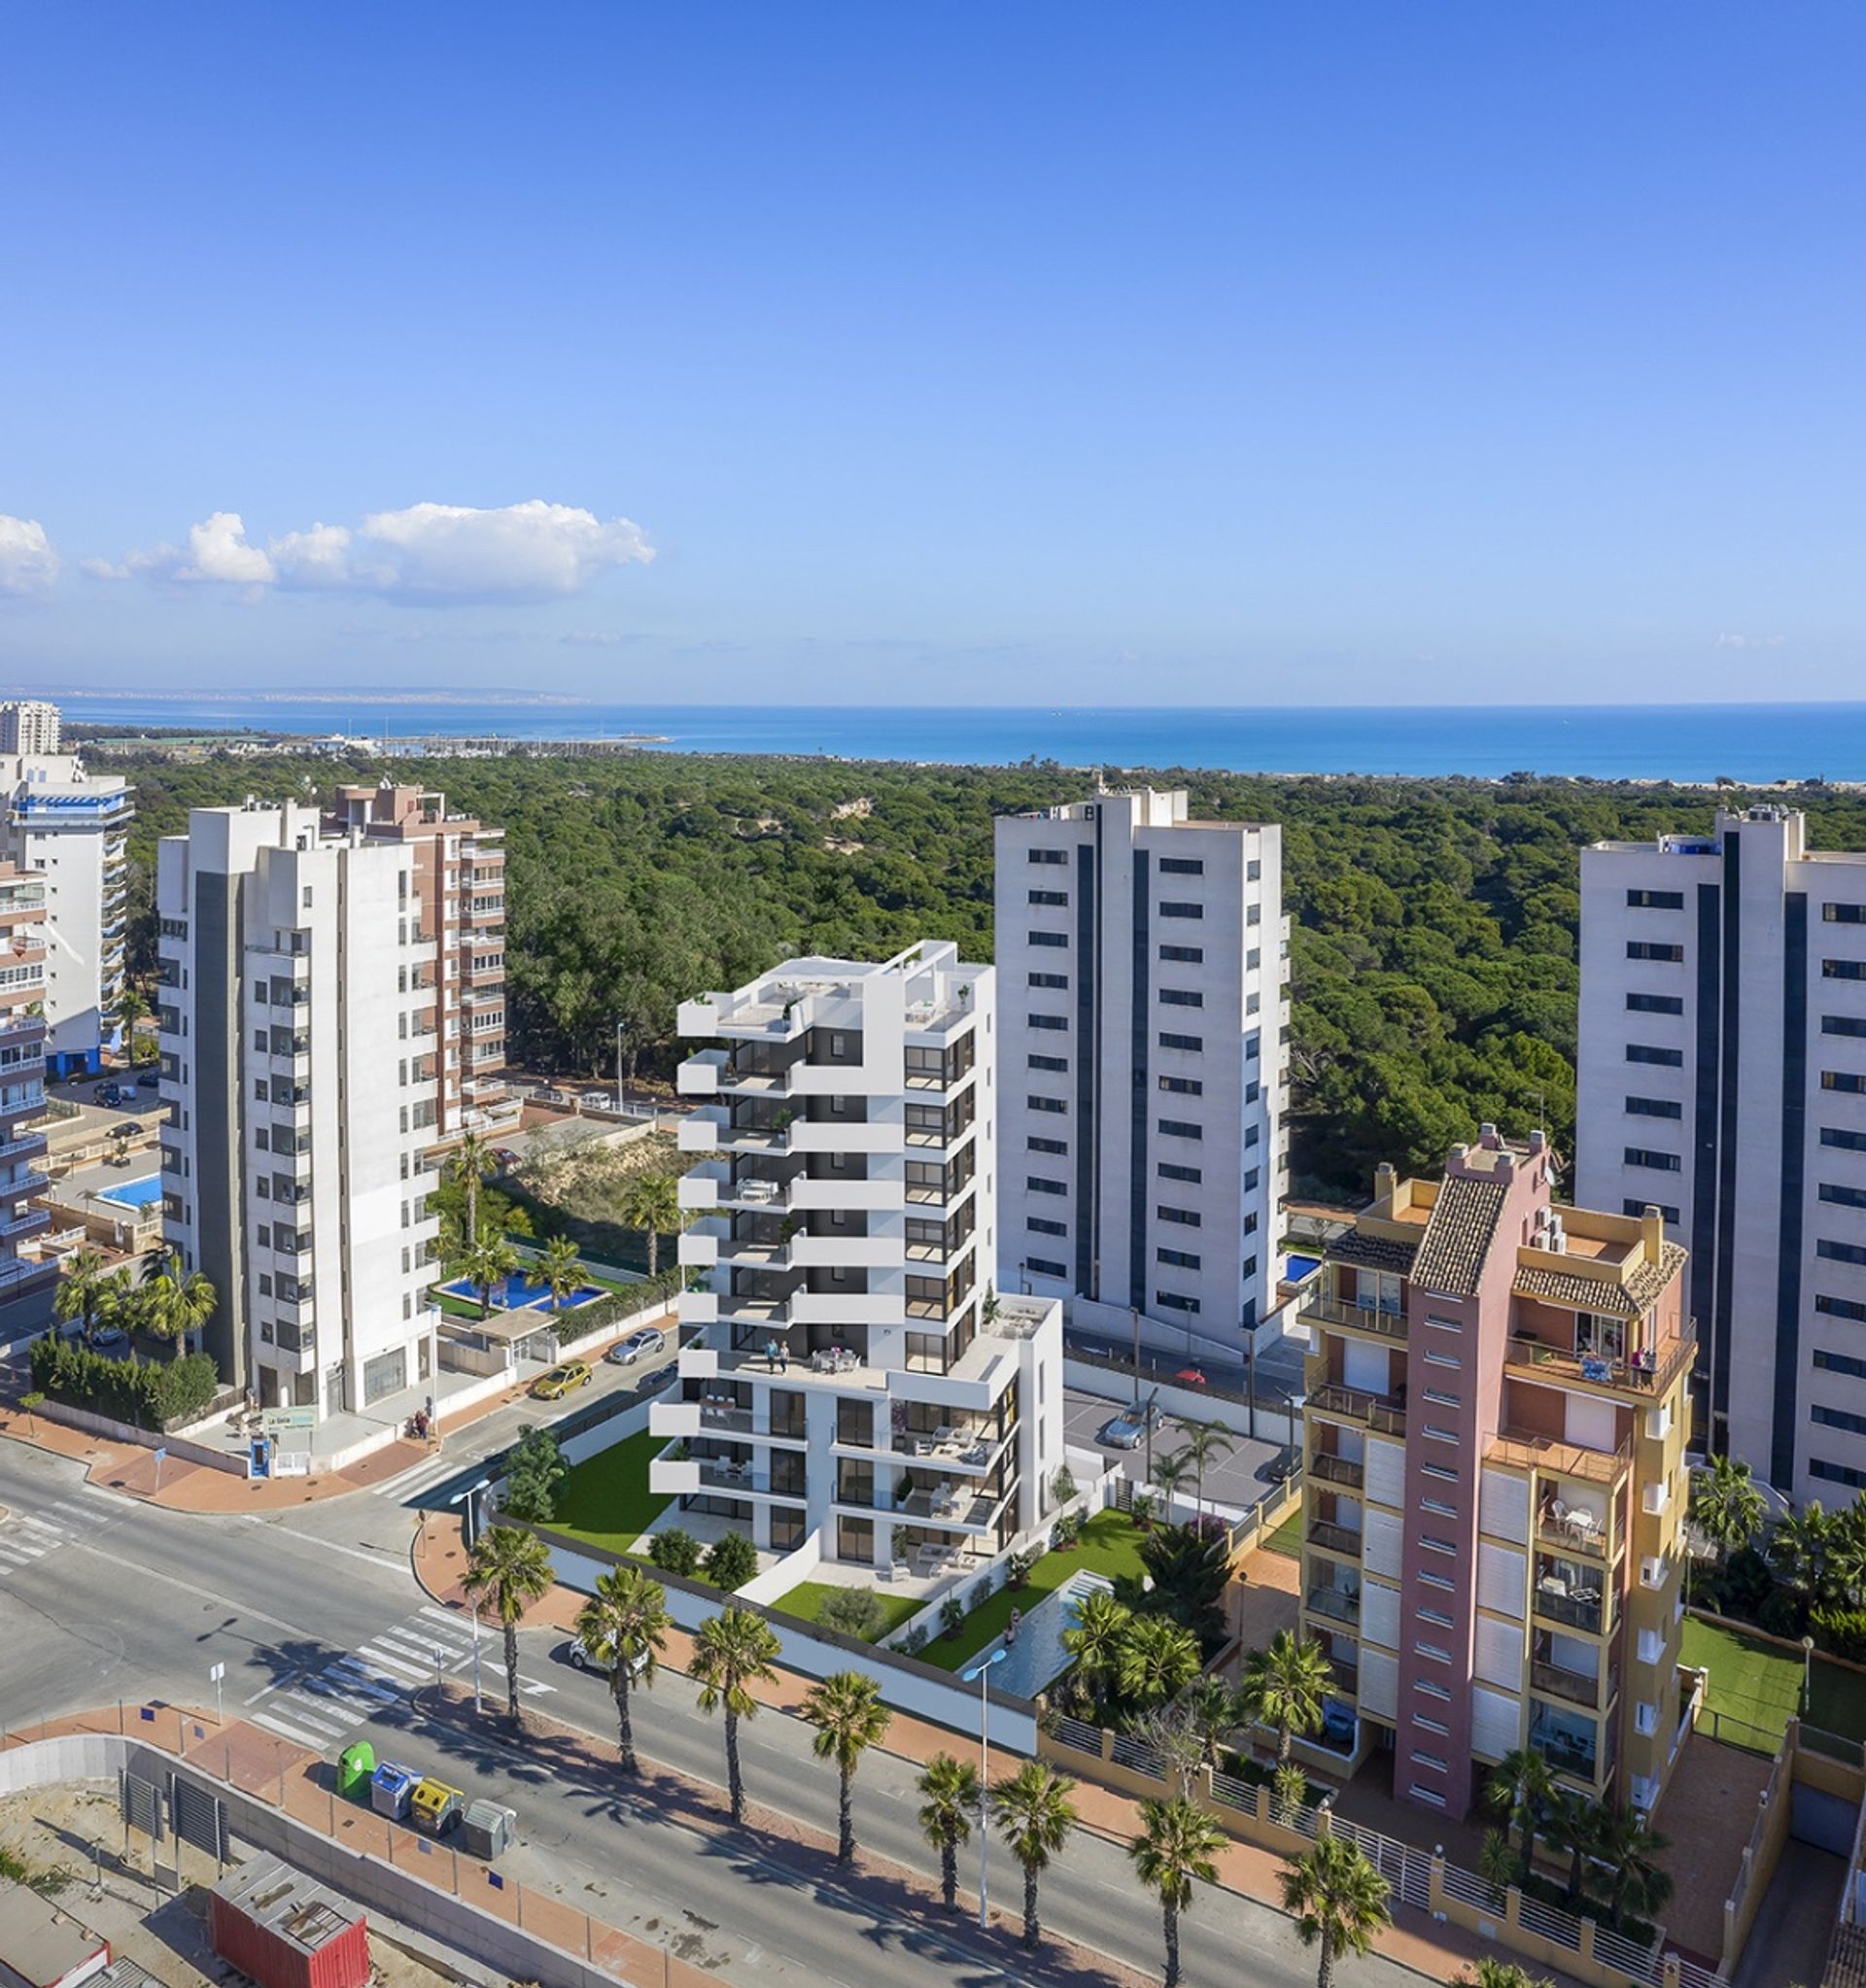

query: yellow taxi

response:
[532,1360,594,1401]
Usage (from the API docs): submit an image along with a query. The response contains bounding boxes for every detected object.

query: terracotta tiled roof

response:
[1512,1242,1686,1320]
[1325,1229,1419,1276]
[1409,1175,1508,1297]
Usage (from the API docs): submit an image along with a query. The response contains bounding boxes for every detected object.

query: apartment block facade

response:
[994,789,1287,1352]
[0,717,131,1078]
[1577,806,1866,1499]
[658,943,1065,1572]
[1297,1129,1693,1823]
[0,864,54,1311]
[156,795,503,1416]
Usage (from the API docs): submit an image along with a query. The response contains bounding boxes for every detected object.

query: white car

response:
[606,1326,666,1365]
[563,1636,651,1679]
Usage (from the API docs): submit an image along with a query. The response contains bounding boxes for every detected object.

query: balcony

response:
[1490,1428,1631,1488]
[1537,1504,1614,1560]
[1309,1452,1365,1491]
[1533,1578,1606,1636]
[1310,1383,1406,1437]
[0,1207,52,1243]
[893,1424,1000,1469]
[698,1401,754,1435]
[1307,1518,1363,1558]
[1302,1292,1407,1343]
[1529,1716,1600,1784]
[1505,1330,1696,1398]
[1305,1585,1361,1626]
[1532,1659,1609,1709]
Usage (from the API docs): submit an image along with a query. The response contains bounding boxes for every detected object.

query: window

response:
[1158,1075,1202,1095]
[1814,1404,1866,1435]
[1825,904,1866,923]
[1627,942,1684,962]
[1421,1460,1459,1482]
[1825,1072,1866,1094]
[1820,1239,1866,1265]
[1243,1252,1258,1277]
[1030,930,1068,947]
[1027,1094,1067,1114]
[1028,889,1069,906]
[1826,1015,1866,1038]
[1628,888,1685,909]
[1244,1166,1259,1190]
[1825,960,1866,981]
[1027,1216,1067,1236]
[1158,1204,1201,1226]
[1815,1350,1866,1379]
[1623,1197,1681,1222]
[1423,1349,1461,1369]
[1627,1044,1684,1067]
[1158,1117,1202,1140]
[1247,858,1261,880]
[1158,902,1203,920]
[1158,1247,1201,1270]
[1625,1147,1682,1172]
[1243,1212,1258,1235]
[1158,944,1203,964]
[1028,848,1067,866]
[1813,1457,1866,1489]
[1158,1031,1203,1052]
[1821,1183,1866,1209]
[1028,1012,1068,1031]
[1824,1128,1866,1152]
[1028,972,1068,989]
[1157,1290,1201,1314]
[1627,991,1684,1014]
[1626,1095,1682,1118]
[1158,1161,1202,1183]
[1245,1029,1261,1060]
[1026,1255,1066,1278]
[1817,1294,1866,1322]
[1159,987,1202,1008]
[1028,1052,1068,1072]
[1415,1607,1454,1629]
[1026,1176,1067,1196]
[1158,856,1203,874]
[1419,1537,1456,1559]
[1027,1135,1066,1154]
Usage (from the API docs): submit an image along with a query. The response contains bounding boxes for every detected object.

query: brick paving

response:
[1650,1731,1774,1964]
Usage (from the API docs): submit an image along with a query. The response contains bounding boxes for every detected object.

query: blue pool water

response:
[968,1571,1114,1698]
[438,1273,605,1313]
[98,1176,163,1210]
[1285,1252,1321,1282]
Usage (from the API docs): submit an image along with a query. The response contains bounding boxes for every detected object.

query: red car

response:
[1175,1367,1208,1388]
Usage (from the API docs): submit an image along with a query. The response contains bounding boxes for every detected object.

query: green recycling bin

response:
[337,1739,377,1801]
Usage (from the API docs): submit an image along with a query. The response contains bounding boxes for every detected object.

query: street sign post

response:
[151,1446,167,1492]
[209,1661,225,1726]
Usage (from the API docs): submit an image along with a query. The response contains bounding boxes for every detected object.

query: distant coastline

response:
[31,693,1866,785]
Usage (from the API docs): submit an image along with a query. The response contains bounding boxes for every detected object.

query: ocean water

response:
[40,694,1866,784]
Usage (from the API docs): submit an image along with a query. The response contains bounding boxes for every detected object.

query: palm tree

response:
[1060,1588,1131,1720]
[803,1670,892,1863]
[1770,1501,1836,1604]
[1239,1629,1332,1769]
[445,1127,497,1248]
[1485,1747,1557,1869]
[1117,1614,1201,1710]
[690,1606,782,1825]
[616,1170,682,1280]
[1477,1828,1521,1904]
[1150,1447,1195,1524]
[461,1224,520,1320]
[1279,1834,1392,1988]
[115,986,151,1058]
[573,1564,671,1775]
[1129,1794,1225,1988]
[991,1760,1078,1952]
[538,1233,585,1315]
[1178,1675,1241,1772]
[1540,1788,1598,1905]
[138,1249,217,1360]
[1690,1454,1768,1599]
[1459,1963,1556,1988]
[1173,1419,1235,1523]
[52,1248,112,1345]
[461,1525,554,1730]
[1590,1801,1674,1932]
[916,1752,983,1910]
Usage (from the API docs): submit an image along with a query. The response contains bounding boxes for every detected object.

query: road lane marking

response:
[253,1711,325,1746]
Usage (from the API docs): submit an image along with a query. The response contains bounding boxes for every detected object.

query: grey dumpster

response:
[462,1799,515,1861]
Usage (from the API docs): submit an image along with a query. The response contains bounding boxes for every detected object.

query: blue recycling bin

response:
[370,1761,421,1821]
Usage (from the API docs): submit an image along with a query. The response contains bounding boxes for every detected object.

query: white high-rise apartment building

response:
[657,943,1065,1573]
[156,797,497,1419]
[1577,805,1866,1499]
[994,789,1287,1353]
[0,708,131,1077]
[0,703,62,755]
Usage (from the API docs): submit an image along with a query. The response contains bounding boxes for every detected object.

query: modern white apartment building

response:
[0,716,131,1078]
[994,789,1287,1354]
[1577,805,1866,1499]
[156,797,488,1417]
[0,863,54,1316]
[656,943,1066,1573]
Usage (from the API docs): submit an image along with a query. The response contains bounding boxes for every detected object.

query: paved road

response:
[0,1426,1417,1987]
[1062,1387,1295,1514]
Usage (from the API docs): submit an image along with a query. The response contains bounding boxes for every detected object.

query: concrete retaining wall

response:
[36,1399,250,1476]
[1060,1355,1296,1449]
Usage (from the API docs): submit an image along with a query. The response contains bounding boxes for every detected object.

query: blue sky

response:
[2,4,1861,706]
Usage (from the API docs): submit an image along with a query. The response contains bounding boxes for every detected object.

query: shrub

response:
[647,1528,703,1577]
[1813,1605,1866,1662]
[818,1587,887,1640]
[501,1424,567,1524]
[705,1531,759,1590]
[1723,1545,1776,1617]
[1005,1549,1036,1590]
[1052,1461,1078,1508]
[1758,1586,1808,1639]
[28,1336,220,1431]
[1269,1762,1307,1823]
[900,1624,929,1655]
[940,1594,965,1639]
[1132,1491,1159,1531]
[1053,1510,1082,1550]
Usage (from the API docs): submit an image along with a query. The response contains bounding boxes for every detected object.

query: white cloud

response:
[1713,632,1786,650]
[0,516,60,594]
[102,499,655,603]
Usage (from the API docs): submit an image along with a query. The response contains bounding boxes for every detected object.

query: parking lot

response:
[1063,1384,1294,1515]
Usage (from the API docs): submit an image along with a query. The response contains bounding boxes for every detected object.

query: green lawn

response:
[917,1510,1150,1672]
[551,1429,673,1556]
[1262,1511,1303,1560]
[772,1581,923,1641]
[1681,1616,1866,1747]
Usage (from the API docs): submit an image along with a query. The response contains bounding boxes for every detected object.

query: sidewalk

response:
[412,1507,1497,1984]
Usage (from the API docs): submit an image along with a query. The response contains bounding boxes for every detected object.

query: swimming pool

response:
[966,1570,1115,1698]
[437,1272,605,1313]
[98,1176,163,1211]
[1285,1252,1321,1282]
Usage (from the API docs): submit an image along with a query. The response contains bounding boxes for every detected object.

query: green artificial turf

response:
[550,1429,673,1557]
[1681,1616,1866,1748]
[917,1510,1150,1672]
[773,1581,923,1640]
[1262,1511,1303,1560]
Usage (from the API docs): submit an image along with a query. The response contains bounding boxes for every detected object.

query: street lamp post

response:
[471,1603,483,1714]
[960,1645,1010,1931]
[1803,1634,1815,1716]
[450,1476,493,1549]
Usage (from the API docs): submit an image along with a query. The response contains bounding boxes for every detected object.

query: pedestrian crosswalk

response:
[0,1496,113,1579]
[249,1603,524,1752]
[368,1449,467,1507]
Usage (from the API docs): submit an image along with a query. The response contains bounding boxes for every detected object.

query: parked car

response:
[137,1069,161,1089]
[88,1325,129,1354]
[560,1635,651,1680]
[1097,1409,1152,1451]
[492,1146,520,1167]
[531,1360,594,1401]
[96,1084,132,1108]
[606,1326,665,1366]
[1255,1445,1301,1484]
[634,1363,676,1396]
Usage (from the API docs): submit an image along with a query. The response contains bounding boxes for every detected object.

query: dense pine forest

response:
[115,747,1866,1199]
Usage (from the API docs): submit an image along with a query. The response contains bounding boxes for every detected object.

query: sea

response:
[35,694,1866,786]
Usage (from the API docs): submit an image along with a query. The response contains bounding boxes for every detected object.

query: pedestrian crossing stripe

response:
[253,1710,328,1747]
[356,1642,429,1681]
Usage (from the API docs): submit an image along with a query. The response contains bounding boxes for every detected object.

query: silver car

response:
[606,1326,666,1365]
[563,1636,651,1679]
[1098,1411,1149,1450]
